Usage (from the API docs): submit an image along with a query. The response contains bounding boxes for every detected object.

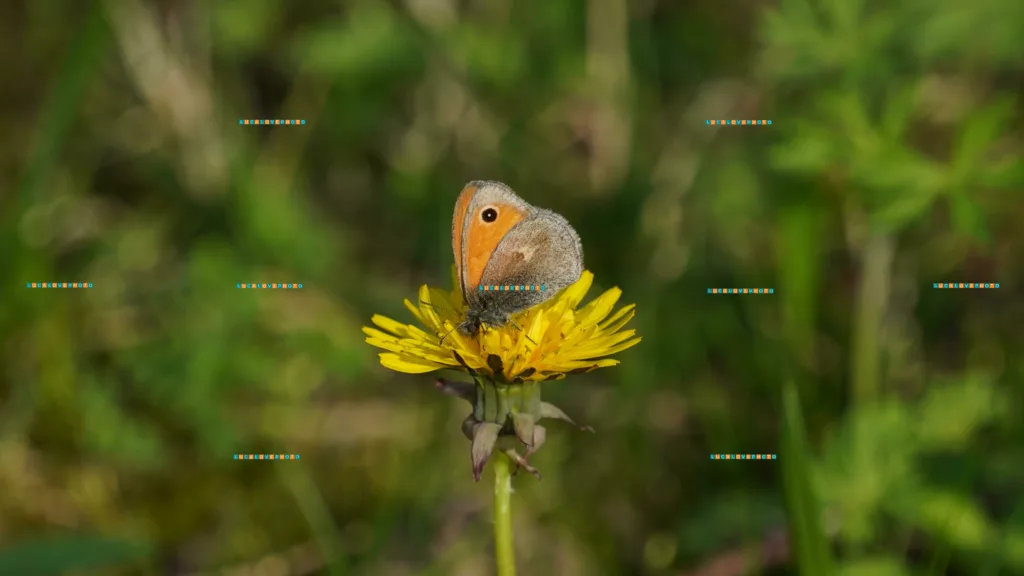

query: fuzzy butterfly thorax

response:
[456,299,513,336]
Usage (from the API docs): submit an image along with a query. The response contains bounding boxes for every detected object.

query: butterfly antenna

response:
[422,300,461,345]
[419,300,457,314]
[508,318,538,347]
[438,325,459,346]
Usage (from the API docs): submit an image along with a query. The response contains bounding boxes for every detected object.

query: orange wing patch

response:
[451,184,478,289]
[465,204,527,289]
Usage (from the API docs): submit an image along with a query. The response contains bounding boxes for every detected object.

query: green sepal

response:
[510,412,536,447]
[539,401,594,432]
[467,421,502,482]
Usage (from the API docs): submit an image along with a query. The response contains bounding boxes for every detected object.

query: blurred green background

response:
[1,0,1022,574]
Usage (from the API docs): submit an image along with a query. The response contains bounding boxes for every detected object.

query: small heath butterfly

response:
[450,180,583,337]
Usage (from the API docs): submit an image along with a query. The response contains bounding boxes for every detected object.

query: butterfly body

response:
[451,181,583,337]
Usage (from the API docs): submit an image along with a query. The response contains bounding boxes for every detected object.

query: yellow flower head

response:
[364,268,640,381]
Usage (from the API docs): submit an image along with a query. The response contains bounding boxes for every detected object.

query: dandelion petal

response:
[451,350,476,372]
[575,287,622,326]
[593,336,642,357]
[379,353,448,373]
[362,326,399,342]
[371,314,433,340]
[514,367,536,380]
[403,299,429,327]
[363,337,407,354]
[561,270,594,308]
[598,305,635,334]
[561,330,639,360]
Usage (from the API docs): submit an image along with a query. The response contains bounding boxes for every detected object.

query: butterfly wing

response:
[476,208,584,317]
[451,183,478,299]
[454,181,532,306]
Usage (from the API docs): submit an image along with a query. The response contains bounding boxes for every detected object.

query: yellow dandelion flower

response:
[363,268,640,382]
[363,268,640,481]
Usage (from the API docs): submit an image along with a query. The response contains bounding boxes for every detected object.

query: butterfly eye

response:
[481,208,498,222]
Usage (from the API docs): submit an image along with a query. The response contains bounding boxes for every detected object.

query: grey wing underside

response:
[469,209,584,315]
[456,181,532,301]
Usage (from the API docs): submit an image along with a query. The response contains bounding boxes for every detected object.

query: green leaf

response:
[293,4,416,78]
[915,377,1001,451]
[816,402,916,545]
[826,92,876,156]
[951,97,1017,187]
[949,193,991,242]
[868,178,941,230]
[0,535,153,576]
[820,0,866,34]
[770,128,836,174]
[879,85,918,142]
[904,489,996,552]
[978,154,1024,189]
[914,0,1024,66]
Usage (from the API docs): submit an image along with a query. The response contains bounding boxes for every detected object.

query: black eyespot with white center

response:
[481,207,498,222]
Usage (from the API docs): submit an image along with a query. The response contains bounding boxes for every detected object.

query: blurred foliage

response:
[0,0,1022,574]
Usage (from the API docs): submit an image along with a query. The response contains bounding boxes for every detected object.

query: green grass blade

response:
[781,379,834,575]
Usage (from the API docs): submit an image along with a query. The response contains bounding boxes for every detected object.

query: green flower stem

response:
[492,454,517,576]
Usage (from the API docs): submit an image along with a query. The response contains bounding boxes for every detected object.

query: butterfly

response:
[447,181,584,339]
